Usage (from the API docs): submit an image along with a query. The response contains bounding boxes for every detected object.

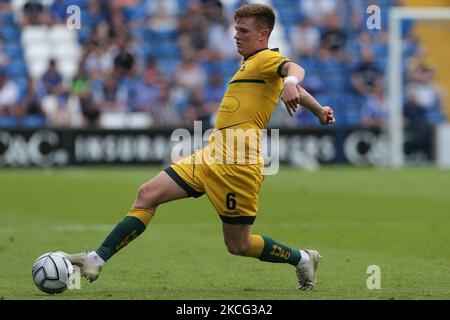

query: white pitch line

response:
[52,224,115,232]
[0,227,16,233]
[0,225,116,233]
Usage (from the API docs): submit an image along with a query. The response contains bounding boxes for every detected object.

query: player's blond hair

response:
[234,3,276,33]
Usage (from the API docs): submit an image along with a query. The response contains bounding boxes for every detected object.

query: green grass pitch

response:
[0,166,449,300]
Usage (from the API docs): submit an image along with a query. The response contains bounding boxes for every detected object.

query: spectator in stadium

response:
[70,67,99,127]
[345,0,364,34]
[113,50,136,78]
[21,0,45,26]
[404,87,428,127]
[109,6,131,40]
[177,1,210,60]
[360,79,388,127]
[41,59,64,96]
[47,92,74,127]
[403,87,432,159]
[0,0,12,13]
[177,0,204,37]
[149,81,182,128]
[147,0,178,32]
[351,48,383,96]
[84,45,115,81]
[174,53,207,91]
[94,73,128,113]
[203,0,225,22]
[170,80,192,120]
[84,0,107,29]
[345,31,370,65]
[405,57,445,124]
[300,0,338,27]
[85,20,111,50]
[0,68,20,117]
[0,37,9,67]
[20,76,46,124]
[185,86,214,129]
[111,0,140,9]
[320,11,347,61]
[132,61,161,113]
[207,18,240,60]
[203,72,225,106]
[78,94,99,128]
[289,19,321,59]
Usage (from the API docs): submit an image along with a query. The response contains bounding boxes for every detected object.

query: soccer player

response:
[60,3,335,291]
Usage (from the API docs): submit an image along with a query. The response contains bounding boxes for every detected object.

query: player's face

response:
[234,17,266,58]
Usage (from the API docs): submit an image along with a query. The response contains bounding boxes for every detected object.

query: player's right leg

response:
[221,222,321,290]
[207,164,322,290]
[59,171,188,282]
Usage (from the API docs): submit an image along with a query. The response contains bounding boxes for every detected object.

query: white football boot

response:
[57,250,103,282]
[295,249,321,291]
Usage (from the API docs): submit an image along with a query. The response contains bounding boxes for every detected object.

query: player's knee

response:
[225,241,250,256]
[136,183,161,209]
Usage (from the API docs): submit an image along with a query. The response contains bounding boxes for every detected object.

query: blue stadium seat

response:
[219,59,239,79]
[372,43,387,58]
[314,94,333,108]
[157,57,180,74]
[273,0,300,7]
[133,27,151,41]
[341,94,364,125]
[277,8,301,27]
[327,73,347,92]
[200,60,224,77]
[297,57,318,70]
[15,77,28,100]
[294,108,319,127]
[22,115,47,128]
[139,42,156,58]
[153,42,181,58]
[177,0,190,12]
[1,26,21,42]
[0,117,20,128]
[3,43,23,58]
[123,3,149,21]
[426,107,445,125]
[0,13,15,25]
[150,30,178,42]
[77,27,91,43]
[64,0,89,7]
[377,58,388,72]
[6,60,28,79]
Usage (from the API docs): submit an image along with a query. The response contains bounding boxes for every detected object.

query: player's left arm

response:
[297,85,335,125]
[280,62,335,125]
[280,62,304,116]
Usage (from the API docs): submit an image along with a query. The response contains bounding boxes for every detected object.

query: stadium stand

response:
[0,0,446,129]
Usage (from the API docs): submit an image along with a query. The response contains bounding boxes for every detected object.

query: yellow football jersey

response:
[215,48,289,130]
[207,48,290,164]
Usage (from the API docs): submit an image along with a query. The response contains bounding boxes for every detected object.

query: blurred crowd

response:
[0,0,446,129]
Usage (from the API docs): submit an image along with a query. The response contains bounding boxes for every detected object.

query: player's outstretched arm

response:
[297,85,335,126]
[280,62,335,125]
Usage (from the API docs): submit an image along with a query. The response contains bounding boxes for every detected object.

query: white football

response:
[32,252,74,294]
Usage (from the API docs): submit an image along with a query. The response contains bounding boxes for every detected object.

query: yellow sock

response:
[245,235,264,258]
[127,208,154,226]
